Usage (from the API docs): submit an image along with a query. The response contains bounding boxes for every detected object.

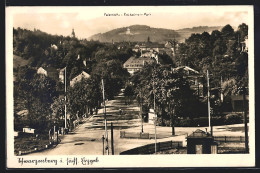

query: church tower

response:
[71,28,76,38]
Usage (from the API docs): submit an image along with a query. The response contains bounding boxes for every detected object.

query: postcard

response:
[6,5,255,168]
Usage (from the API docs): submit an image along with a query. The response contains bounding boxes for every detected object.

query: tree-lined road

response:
[28,90,247,155]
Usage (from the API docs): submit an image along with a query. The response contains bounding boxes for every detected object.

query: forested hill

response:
[88,25,223,43]
[88,25,180,43]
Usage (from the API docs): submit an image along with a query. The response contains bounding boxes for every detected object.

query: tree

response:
[131,63,197,135]
[237,23,248,41]
[221,24,235,40]
[14,73,58,132]
[67,78,102,118]
[124,84,134,104]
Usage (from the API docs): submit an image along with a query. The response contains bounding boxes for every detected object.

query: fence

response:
[120,131,169,139]
[213,136,245,143]
[120,131,150,139]
[120,140,183,155]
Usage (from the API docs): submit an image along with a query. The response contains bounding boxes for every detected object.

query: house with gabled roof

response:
[70,71,90,87]
[37,66,59,81]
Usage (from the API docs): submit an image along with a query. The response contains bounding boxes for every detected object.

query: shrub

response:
[175,119,193,127]
[193,117,208,127]
[225,113,243,124]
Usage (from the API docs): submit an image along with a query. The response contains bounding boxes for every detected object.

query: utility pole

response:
[111,122,114,155]
[102,135,105,155]
[153,79,157,154]
[140,90,143,133]
[64,67,67,130]
[102,79,109,155]
[243,86,249,153]
[207,70,212,135]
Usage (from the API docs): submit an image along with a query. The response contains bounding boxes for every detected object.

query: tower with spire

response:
[71,28,75,38]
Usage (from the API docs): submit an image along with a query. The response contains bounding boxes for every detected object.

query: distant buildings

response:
[123,56,156,75]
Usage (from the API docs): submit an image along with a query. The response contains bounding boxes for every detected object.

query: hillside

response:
[13,54,29,69]
[88,25,223,43]
[176,26,223,42]
[88,25,180,43]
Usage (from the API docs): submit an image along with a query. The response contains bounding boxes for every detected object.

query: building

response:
[126,28,131,35]
[70,71,90,87]
[123,56,156,75]
[173,66,204,97]
[37,66,59,81]
[187,129,218,154]
[133,42,165,54]
[231,95,249,112]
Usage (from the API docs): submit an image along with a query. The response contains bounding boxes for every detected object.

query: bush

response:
[174,117,225,127]
[156,114,241,127]
[225,113,243,124]
[175,119,193,127]
[193,117,208,127]
[211,117,225,126]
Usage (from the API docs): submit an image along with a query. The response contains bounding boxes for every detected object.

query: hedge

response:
[156,113,243,127]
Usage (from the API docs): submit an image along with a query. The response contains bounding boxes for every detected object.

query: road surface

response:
[28,91,247,155]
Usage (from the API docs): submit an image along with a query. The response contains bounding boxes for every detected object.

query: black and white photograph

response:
[6,6,255,168]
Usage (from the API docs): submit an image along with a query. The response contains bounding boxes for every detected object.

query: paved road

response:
[28,91,247,155]
[28,91,150,155]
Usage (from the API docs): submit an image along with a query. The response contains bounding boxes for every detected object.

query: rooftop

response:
[123,56,155,67]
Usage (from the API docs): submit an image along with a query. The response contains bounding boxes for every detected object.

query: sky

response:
[7,6,251,39]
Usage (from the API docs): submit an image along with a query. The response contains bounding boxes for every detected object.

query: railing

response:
[120,131,169,139]
[120,131,150,139]
[213,136,245,143]
[120,140,183,155]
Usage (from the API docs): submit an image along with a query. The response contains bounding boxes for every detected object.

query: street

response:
[28,90,247,155]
